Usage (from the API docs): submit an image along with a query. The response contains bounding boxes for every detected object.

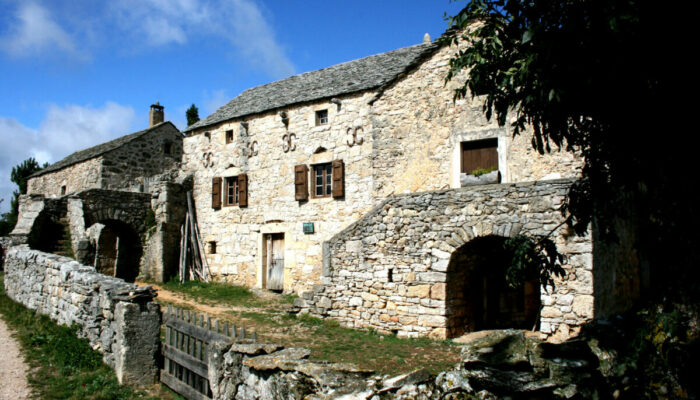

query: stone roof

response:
[30,122,180,178]
[185,43,437,133]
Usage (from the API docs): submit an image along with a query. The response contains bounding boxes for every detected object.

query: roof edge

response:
[29,121,180,179]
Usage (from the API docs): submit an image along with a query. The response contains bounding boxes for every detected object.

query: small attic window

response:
[204,132,211,142]
[315,110,328,126]
[163,141,173,155]
[225,130,234,144]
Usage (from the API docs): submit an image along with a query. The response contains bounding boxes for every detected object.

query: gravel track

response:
[0,317,31,400]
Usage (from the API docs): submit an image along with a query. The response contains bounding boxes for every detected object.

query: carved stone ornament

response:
[347,127,364,147]
[201,151,214,168]
[282,133,296,153]
[247,140,259,157]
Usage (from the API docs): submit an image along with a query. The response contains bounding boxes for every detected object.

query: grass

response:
[161,278,259,306]
[154,280,462,375]
[0,272,181,400]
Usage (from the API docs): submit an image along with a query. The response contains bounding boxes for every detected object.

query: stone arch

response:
[445,235,540,338]
[92,219,142,282]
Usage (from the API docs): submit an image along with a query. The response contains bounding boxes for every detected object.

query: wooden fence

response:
[161,306,257,400]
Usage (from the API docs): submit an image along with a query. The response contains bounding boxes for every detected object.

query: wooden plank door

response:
[266,233,284,291]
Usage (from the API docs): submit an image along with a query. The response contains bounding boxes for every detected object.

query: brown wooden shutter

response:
[238,173,248,207]
[294,164,309,201]
[461,139,498,174]
[212,177,222,209]
[331,159,344,198]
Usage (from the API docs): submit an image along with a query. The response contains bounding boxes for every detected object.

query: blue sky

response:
[0,0,464,213]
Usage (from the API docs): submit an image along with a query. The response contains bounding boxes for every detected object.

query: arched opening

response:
[445,235,540,338]
[93,220,142,282]
[28,210,72,258]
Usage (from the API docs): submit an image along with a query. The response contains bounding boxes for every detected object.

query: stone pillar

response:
[114,301,161,386]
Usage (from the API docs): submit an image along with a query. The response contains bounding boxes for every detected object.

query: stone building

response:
[178,36,629,340]
[7,35,641,340]
[27,103,182,196]
[12,104,185,282]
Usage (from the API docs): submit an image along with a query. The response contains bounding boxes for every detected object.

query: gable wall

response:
[183,91,377,293]
[101,127,183,191]
[370,43,581,198]
[27,156,104,196]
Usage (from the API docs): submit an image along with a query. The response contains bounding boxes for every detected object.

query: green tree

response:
[0,158,43,236]
[442,1,694,298]
[186,104,200,126]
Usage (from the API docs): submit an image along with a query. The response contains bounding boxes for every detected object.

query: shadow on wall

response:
[445,235,540,338]
[92,219,142,282]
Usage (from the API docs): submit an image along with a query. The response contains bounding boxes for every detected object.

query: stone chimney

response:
[149,102,164,127]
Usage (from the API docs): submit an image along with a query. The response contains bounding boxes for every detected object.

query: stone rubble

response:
[203,329,613,399]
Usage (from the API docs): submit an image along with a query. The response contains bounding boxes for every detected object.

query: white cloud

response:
[110,0,295,77]
[0,102,135,213]
[0,2,85,61]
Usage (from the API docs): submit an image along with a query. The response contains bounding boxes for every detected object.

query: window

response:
[225,176,240,206]
[209,241,217,254]
[225,130,234,144]
[315,109,328,126]
[163,141,173,154]
[60,186,66,195]
[461,138,498,175]
[312,163,332,197]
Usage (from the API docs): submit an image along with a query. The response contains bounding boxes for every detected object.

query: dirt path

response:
[0,318,32,400]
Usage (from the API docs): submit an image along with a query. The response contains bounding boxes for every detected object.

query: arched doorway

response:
[445,235,540,338]
[93,220,142,282]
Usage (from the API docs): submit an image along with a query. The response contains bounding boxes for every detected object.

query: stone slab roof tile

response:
[30,121,180,178]
[185,43,437,132]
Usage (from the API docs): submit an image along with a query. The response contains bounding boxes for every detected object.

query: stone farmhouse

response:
[12,103,184,282]
[9,36,642,340]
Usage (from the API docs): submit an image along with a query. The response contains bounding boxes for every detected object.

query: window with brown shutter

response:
[224,176,239,206]
[212,177,222,209]
[294,164,309,201]
[311,163,332,198]
[331,159,344,198]
[461,139,498,175]
[238,173,248,207]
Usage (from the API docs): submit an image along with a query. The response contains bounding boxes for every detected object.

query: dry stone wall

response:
[202,329,612,399]
[298,180,594,340]
[2,246,160,386]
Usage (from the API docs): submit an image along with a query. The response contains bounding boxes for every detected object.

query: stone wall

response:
[370,41,581,198]
[140,182,187,281]
[201,329,611,399]
[2,246,160,385]
[182,91,377,293]
[298,180,594,340]
[101,128,183,192]
[27,157,103,196]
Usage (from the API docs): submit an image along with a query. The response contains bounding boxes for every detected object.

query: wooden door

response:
[266,233,284,291]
